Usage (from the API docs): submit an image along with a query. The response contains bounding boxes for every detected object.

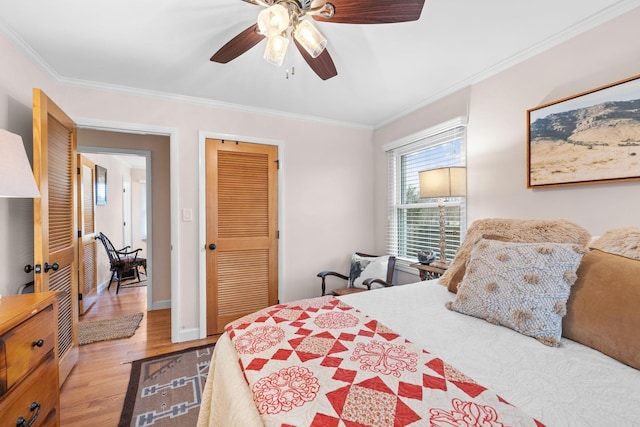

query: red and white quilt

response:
[226,296,544,427]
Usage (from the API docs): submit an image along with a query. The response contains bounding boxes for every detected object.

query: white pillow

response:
[350,254,390,289]
[446,239,586,346]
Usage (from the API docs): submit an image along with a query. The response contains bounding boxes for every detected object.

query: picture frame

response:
[527,74,640,188]
[95,165,107,205]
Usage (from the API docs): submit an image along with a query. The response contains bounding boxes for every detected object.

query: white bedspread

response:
[198,280,640,426]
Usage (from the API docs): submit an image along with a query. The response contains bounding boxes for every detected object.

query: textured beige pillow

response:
[446,239,586,346]
[563,250,640,369]
[440,218,591,293]
[590,226,640,260]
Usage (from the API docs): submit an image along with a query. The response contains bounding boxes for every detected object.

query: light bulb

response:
[294,19,327,58]
[257,4,290,38]
[264,34,289,66]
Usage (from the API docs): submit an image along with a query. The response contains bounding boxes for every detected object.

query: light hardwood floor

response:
[60,283,219,426]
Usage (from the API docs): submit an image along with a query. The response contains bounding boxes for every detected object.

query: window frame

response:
[384,117,467,272]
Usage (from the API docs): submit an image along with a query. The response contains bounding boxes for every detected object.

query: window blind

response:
[386,123,467,268]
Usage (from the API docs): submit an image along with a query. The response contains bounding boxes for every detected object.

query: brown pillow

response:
[440,218,591,293]
[562,250,640,369]
[590,226,640,260]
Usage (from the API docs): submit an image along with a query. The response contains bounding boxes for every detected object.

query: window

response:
[385,118,467,268]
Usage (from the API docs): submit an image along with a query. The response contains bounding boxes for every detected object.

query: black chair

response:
[318,252,396,296]
[96,232,147,294]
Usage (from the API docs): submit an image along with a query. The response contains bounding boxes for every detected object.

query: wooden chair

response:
[96,232,147,294]
[318,252,396,296]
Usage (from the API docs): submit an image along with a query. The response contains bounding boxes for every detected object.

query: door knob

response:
[24,264,42,274]
[44,262,59,273]
[208,244,216,251]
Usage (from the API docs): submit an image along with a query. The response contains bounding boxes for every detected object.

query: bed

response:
[197,222,640,426]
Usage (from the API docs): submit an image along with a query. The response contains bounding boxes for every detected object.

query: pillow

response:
[446,239,586,346]
[440,218,591,293]
[590,226,640,260]
[562,250,640,369]
[349,254,389,289]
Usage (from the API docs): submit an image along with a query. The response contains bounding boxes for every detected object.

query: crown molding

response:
[0,20,371,131]
[375,0,640,130]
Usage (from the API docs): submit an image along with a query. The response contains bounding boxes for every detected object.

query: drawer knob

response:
[31,339,45,348]
[15,401,41,427]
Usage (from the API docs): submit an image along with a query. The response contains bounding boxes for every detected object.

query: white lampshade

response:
[0,129,40,198]
[419,167,466,198]
[294,19,327,58]
[257,4,290,38]
[264,34,289,66]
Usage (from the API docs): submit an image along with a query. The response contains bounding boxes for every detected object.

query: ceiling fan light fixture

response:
[257,4,290,37]
[294,19,327,58]
[263,34,289,66]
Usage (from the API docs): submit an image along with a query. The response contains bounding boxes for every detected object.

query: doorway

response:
[78,147,152,309]
[74,120,182,342]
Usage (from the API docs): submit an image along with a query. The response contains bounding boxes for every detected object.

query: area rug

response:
[78,312,144,345]
[118,344,216,427]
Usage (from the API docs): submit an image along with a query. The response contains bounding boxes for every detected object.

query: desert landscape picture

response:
[528,78,640,187]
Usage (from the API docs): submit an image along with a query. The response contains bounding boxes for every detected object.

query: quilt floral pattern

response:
[226,296,544,427]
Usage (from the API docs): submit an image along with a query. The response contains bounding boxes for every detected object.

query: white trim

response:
[382,117,467,152]
[151,300,171,310]
[177,328,201,343]
[0,22,370,130]
[198,131,284,339]
[374,0,640,129]
[76,118,180,343]
[5,1,638,130]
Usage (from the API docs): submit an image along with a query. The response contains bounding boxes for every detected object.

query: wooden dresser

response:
[0,292,60,426]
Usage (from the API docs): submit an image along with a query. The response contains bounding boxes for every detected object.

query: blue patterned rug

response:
[119,344,216,427]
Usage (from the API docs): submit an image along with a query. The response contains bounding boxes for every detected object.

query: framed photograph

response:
[527,74,640,188]
[95,165,107,205]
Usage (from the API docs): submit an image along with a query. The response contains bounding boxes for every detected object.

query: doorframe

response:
[75,118,181,342]
[198,131,284,339]
[122,175,132,248]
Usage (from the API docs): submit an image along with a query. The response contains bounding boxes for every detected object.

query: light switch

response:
[182,208,193,222]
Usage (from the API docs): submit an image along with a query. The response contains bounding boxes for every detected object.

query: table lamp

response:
[418,166,466,268]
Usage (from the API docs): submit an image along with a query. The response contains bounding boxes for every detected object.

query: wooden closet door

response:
[77,154,98,315]
[32,88,79,385]
[205,139,279,335]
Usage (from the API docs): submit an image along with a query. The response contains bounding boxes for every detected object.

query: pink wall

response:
[373,7,640,268]
[0,30,373,340]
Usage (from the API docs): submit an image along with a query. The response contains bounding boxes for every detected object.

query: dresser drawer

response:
[0,305,55,391]
[0,352,58,427]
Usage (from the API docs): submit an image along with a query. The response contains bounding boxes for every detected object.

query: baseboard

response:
[151,300,171,310]
[176,327,201,343]
[97,280,109,293]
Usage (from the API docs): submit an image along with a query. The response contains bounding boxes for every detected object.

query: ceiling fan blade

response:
[210,24,264,64]
[314,0,425,24]
[294,39,337,80]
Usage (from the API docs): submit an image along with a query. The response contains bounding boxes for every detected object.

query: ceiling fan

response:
[210,0,426,80]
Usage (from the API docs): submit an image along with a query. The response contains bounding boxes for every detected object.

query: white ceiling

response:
[0,0,638,128]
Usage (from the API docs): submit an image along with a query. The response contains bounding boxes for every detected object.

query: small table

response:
[410,263,448,281]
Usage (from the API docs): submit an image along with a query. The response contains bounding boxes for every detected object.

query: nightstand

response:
[410,263,448,281]
[0,292,60,426]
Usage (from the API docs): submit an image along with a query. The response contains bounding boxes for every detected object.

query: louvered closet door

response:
[205,139,278,335]
[77,154,98,315]
[33,89,79,386]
